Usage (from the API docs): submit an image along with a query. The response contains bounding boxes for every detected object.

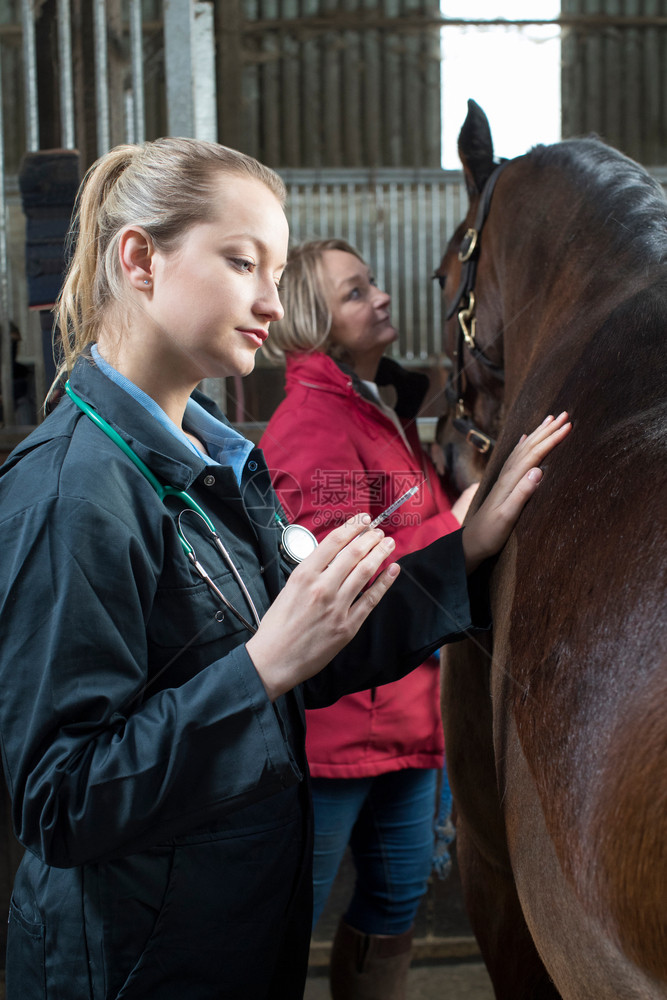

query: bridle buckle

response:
[453,404,496,455]
[465,427,493,454]
[458,291,477,349]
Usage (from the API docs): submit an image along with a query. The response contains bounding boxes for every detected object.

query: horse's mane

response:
[527,138,667,265]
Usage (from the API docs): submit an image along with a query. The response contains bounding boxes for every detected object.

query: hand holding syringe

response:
[326,481,425,564]
[361,480,425,533]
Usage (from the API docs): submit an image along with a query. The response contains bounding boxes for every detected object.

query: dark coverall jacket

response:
[0,352,487,1000]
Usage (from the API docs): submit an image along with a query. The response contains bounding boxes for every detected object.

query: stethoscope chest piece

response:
[280,523,318,565]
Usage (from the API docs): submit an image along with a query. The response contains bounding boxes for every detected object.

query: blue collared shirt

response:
[91,344,253,483]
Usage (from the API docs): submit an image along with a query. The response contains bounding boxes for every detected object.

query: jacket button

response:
[204,475,215,486]
[248,460,258,472]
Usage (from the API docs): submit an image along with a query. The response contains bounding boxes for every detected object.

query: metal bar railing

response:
[20,0,39,152]
[93,0,110,156]
[57,0,75,149]
[129,0,145,145]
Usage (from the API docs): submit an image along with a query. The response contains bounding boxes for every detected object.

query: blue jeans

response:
[310,768,438,936]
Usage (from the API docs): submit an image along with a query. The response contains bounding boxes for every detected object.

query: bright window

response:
[441,1,562,168]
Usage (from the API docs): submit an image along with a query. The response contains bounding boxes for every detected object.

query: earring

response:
[143,279,150,286]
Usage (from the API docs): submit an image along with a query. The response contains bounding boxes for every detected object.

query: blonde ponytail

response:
[55,146,137,381]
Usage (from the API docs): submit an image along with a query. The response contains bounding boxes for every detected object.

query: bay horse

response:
[436,100,667,999]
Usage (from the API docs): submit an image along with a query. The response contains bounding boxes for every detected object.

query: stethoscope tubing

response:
[65,380,262,633]
[178,510,261,633]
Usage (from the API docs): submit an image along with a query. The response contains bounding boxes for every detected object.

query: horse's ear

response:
[458,99,495,197]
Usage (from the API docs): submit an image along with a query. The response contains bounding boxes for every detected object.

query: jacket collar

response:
[283,351,412,435]
[284,351,358,398]
[75,351,211,490]
[25,350,229,492]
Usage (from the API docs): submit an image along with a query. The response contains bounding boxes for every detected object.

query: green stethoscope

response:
[65,381,318,635]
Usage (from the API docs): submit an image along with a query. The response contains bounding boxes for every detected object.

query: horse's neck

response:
[495,202,656,408]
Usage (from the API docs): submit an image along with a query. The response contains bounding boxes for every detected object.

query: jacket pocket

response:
[148,571,246,648]
[145,575,250,689]
[90,848,175,1000]
[6,897,47,999]
[114,801,304,1000]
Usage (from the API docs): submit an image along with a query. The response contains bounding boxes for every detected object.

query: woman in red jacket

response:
[260,238,478,999]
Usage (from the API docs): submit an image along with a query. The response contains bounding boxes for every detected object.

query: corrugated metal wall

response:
[281,167,467,361]
[216,0,442,168]
[561,0,667,165]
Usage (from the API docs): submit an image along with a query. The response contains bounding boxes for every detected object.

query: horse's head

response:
[435,100,508,492]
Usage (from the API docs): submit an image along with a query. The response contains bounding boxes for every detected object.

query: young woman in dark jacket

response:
[0,138,570,1000]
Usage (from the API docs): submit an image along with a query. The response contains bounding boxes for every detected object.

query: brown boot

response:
[329,919,414,1000]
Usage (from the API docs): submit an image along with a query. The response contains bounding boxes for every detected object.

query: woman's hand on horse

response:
[462,412,572,573]
[246,516,400,701]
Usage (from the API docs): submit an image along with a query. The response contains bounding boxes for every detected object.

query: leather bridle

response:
[438,158,511,454]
